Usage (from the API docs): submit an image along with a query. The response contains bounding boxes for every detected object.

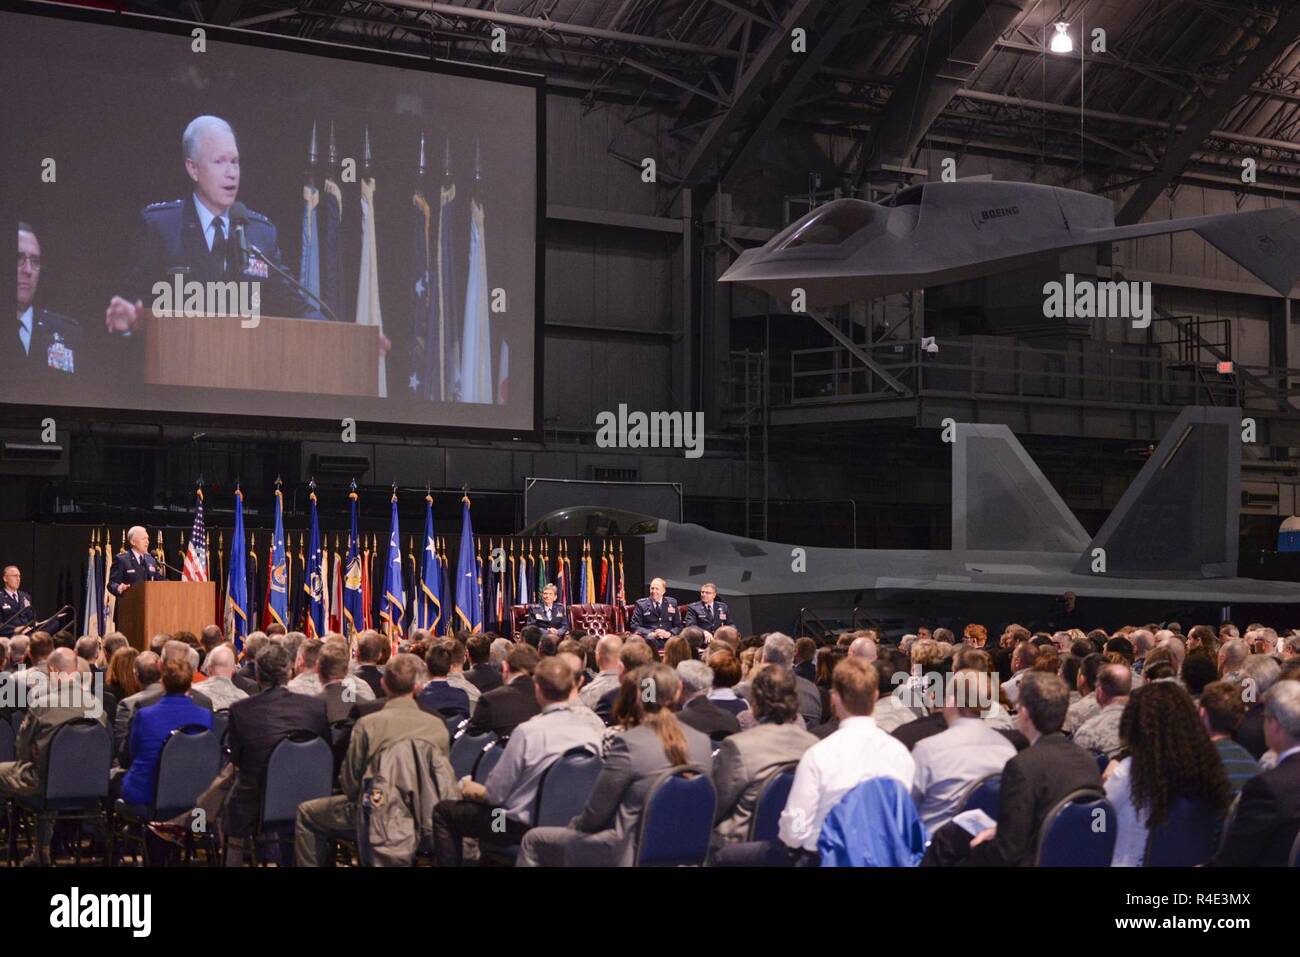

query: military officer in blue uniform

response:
[629,577,681,647]
[525,583,569,636]
[0,566,34,638]
[107,526,164,597]
[10,223,81,380]
[105,114,324,334]
[682,581,729,638]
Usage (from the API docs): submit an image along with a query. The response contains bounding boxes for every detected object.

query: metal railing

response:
[786,336,1300,412]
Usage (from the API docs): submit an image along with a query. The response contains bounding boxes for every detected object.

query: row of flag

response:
[297,124,506,405]
[81,486,628,650]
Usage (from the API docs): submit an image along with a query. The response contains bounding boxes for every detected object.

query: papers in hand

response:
[951,809,997,836]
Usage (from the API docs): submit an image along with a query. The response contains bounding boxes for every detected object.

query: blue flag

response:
[268,487,289,629]
[421,494,443,634]
[343,485,364,636]
[458,198,492,403]
[305,487,325,638]
[225,488,249,648]
[454,494,482,634]
[381,492,405,638]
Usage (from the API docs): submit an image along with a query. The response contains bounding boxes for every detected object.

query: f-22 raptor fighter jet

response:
[527,408,1300,635]
[719,178,1300,308]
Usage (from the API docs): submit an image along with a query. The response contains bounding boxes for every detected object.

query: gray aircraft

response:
[718,178,1300,307]
[526,407,1300,634]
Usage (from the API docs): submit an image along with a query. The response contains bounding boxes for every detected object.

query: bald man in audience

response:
[579,634,623,710]
[201,645,249,710]
[1072,664,1132,758]
[0,648,105,864]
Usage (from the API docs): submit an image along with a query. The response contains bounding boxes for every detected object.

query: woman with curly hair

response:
[1103,681,1230,866]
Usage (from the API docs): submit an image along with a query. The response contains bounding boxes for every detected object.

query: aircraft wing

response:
[720,201,1300,306]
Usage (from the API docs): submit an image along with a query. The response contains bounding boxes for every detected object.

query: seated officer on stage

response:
[108,526,164,597]
[629,577,682,646]
[0,566,34,638]
[10,223,81,380]
[104,114,331,332]
[682,581,728,639]
[526,583,569,636]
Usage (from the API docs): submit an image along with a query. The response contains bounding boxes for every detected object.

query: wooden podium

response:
[144,313,380,396]
[114,581,217,652]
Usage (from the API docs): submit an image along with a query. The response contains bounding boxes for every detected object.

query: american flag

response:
[182,489,209,582]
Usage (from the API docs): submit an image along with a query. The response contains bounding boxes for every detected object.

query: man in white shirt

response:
[911,670,1016,832]
[779,657,915,859]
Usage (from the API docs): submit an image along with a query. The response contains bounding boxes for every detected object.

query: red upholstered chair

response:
[510,605,530,637]
[568,603,617,636]
[623,603,637,633]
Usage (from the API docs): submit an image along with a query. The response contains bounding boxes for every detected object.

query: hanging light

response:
[1049,20,1073,54]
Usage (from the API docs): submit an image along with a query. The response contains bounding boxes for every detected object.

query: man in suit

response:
[416,644,471,725]
[0,566,34,638]
[1214,679,1300,865]
[629,578,681,647]
[676,660,740,741]
[0,649,107,864]
[225,642,329,839]
[294,653,448,866]
[464,633,503,693]
[108,526,164,597]
[464,643,540,739]
[922,672,1102,866]
[525,583,569,637]
[353,631,387,700]
[712,667,818,851]
[104,115,331,336]
[11,223,81,382]
[682,583,728,639]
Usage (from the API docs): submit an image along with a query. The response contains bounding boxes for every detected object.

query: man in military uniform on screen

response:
[0,566,34,638]
[10,223,81,380]
[104,114,322,333]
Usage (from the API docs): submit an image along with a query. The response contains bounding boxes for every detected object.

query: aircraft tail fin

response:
[1071,407,1241,578]
[952,424,1090,553]
[1193,207,1300,297]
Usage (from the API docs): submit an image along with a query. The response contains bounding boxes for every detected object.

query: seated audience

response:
[1103,682,1230,866]
[464,633,503,693]
[443,638,482,709]
[295,654,448,866]
[711,667,818,852]
[1213,679,1300,866]
[735,633,821,729]
[705,649,750,719]
[0,648,107,864]
[465,643,541,738]
[923,672,1101,866]
[579,634,623,710]
[431,657,604,865]
[417,643,472,725]
[1196,679,1260,797]
[518,663,711,866]
[777,658,915,864]
[225,643,330,841]
[200,644,249,711]
[1073,663,1133,758]
[353,631,388,699]
[675,660,741,741]
[594,639,655,723]
[1233,654,1281,760]
[911,670,1017,833]
[120,657,214,807]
